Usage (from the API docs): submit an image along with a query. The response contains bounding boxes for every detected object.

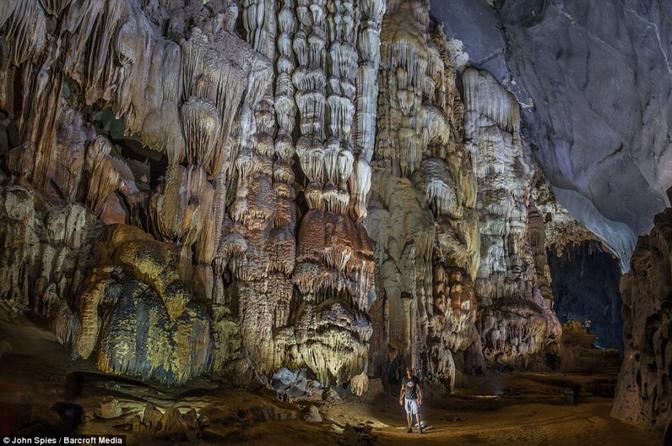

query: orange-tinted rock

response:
[100,194,126,225]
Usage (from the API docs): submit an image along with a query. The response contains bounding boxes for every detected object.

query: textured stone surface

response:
[0,0,384,387]
[365,0,482,392]
[531,176,603,259]
[0,0,273,385]
[429,2,672,423]
[430,0,508,78]
[0,185,100,344]
[499,0,670,267]
[613,204,672,429]
[0,0,574,393]
[463,67,560,367]
[3,0,672,435]
[431,0,672,269]
[73,225,211,385]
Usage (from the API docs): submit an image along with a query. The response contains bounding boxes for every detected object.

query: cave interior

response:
[0,0,670,445]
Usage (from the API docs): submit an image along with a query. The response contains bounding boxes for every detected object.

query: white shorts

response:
[404,398,418,415]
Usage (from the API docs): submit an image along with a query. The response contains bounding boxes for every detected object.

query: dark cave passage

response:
[547,241,624,352]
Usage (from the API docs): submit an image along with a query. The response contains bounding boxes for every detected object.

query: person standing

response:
[399,367,423,433]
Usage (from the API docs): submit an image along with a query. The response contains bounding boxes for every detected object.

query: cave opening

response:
[547,241,624,353]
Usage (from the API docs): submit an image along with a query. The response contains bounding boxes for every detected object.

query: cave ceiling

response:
[432,0,672,268]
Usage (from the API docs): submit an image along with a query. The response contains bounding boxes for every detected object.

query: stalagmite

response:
[366,1,480,392]
[2,0,672,440]
[74,225,211,385]
[463,67,560,367]
[180,98,221,168]
[0,0,579,395]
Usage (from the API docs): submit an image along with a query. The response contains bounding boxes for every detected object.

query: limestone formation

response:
[613,196,672,429]
[366,0,481,391]
[0,0,571,393]
[463,67,560,367]
[531,176,605,260]
[73,225,211,385]
[0,185,98,345]
[3,0,672,435]
[432,0,668,270]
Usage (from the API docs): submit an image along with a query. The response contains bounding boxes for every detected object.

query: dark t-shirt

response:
[402,376,420,400]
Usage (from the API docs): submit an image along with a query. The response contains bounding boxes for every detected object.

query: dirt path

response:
[0,307,662,446]
[322,396,660,446]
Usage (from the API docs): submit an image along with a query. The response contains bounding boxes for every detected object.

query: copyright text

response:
[1,436,125,445]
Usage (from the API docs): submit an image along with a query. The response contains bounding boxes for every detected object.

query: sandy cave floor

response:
[0,304,662,446]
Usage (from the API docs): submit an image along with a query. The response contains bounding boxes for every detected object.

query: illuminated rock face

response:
[0,0,568,389]
[0,0,382,386]
[432,0,672,270]
[74,225,212,385]
[463,68,560,367]
[0,185,99,345]
[0,0,274,385]
[366,0,481,390]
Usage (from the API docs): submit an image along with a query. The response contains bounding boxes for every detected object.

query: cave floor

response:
[0,304,661,446]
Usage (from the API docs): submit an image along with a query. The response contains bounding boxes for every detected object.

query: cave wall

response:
[428,1,672,425]
[0,0,571,391]
[431,0,672,270]
[547,240,624,351]
[365,0,481,390]
[0,0,389,388]
[463,67,560,367]
[613,198,672,429]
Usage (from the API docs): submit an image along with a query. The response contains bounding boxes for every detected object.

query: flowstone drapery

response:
[0,0,567,390]
[366,0,481,391]
[463,68,560,367]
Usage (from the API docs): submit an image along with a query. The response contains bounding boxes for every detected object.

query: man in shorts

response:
[399,367,423,433]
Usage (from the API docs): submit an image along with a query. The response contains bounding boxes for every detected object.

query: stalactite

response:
[366,1,481,391]
[0,0,47,67]
[0,0,571,393]
[463,68,520,133]
[463,67,560,367]
[180,97,221,168]
[224,0,289,380]
[272,0,380,386]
